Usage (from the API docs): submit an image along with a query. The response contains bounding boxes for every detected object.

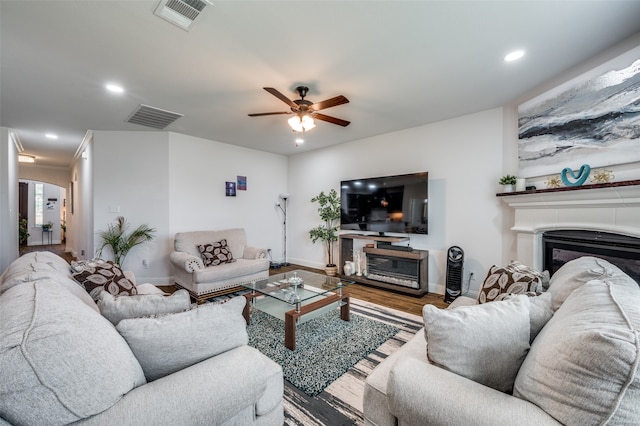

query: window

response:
[35,183,43,226]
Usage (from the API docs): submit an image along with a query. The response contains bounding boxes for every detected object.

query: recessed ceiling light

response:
[45,133,58,139]
[504,50,525,62]
[106,83,124,93]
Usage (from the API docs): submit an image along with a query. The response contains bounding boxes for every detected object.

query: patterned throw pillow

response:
[478,262,542,304]
[198,239,235,267]
[72,260,137,300]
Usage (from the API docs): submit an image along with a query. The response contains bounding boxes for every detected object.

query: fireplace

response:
[367,254,421,289]
[499,181,640,284]
[542,230,640,283]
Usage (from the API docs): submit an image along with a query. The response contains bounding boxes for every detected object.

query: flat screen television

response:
[340,172,428,235]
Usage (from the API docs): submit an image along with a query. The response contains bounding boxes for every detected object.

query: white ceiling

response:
[2,1,640,168]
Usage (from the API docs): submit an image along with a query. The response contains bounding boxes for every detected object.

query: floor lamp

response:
[277,193,290,266]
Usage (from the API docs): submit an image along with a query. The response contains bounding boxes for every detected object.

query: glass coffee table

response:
[241,269,354,350]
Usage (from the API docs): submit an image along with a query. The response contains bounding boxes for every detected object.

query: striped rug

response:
[282,298,424,425]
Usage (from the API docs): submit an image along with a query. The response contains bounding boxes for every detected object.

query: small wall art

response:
[225,181,236,197]
[237,176,247,191]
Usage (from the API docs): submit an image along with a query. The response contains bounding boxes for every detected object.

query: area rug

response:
[247,305,399,397]
[273,298,423,425]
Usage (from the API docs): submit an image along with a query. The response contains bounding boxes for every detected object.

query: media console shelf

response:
[339,233,429,296]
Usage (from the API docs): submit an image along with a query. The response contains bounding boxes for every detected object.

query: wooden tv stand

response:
[339,233,429,296]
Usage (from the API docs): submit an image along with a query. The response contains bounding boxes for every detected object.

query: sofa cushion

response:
[0,281,146,425]
[192,258,270,284]
[478,262,542,303]
[514,278,640,425]
[547,256,626,311]
[116,296,248,381]
[198,239,236,267]
[98,289,192,325]
[72,260,137,300]
[423,295,530,393]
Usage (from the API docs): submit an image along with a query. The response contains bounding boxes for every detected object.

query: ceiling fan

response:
[248,86,350,131]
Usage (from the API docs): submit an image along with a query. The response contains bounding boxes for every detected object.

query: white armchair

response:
[170,228,269,303]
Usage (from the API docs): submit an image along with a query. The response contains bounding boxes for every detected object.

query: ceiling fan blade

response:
[248,111,290,117]
[312,113,350,127]
[311,95,349,111]
[264,87,298,109]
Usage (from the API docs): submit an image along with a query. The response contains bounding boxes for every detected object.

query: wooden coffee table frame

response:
[243,289,350,351]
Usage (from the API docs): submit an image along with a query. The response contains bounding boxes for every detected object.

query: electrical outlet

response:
[81,250,85,256]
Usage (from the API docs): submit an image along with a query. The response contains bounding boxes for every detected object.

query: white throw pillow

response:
[423,295,531,393]
[514,279,640,425]
[116,296,248,381]
[98,289,192,325]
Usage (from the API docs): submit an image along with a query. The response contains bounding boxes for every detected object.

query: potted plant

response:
[309,189,341,276]
[18,215,30,245]
[499,175,517,192]
[96,216,156,267]
[42,221,53,232]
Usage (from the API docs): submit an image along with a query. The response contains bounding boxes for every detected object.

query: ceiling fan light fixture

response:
[288,114,315,132]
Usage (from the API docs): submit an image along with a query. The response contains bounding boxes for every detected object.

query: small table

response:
[241,270,354,350]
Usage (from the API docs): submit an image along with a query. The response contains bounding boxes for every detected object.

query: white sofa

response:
[0,251,284,425]
[364,256,640,425]
[170,228,270,302]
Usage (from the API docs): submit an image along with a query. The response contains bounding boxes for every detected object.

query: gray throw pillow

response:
[423,295,531,393]
[98,289,192,325]
[116,296,248,381]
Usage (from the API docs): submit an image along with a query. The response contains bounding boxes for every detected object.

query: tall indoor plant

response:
[96,216,155,267]
[309,189,341,276]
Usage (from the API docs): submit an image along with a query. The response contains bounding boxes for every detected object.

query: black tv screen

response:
[340,172,428,235]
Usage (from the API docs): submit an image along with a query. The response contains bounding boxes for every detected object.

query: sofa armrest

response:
[388,357,561,426]
[169,251,203,273]
[78,346,274,426]
[243,246,268,260]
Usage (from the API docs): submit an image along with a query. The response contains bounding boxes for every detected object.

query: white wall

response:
[168,133,288,257]
[0,128,19,271]
[288,108,506,296]
[18,164,70,189]
[91,131,288,284]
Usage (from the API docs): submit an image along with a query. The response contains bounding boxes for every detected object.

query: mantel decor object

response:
[591,169,614,184]
[561,164,591,186]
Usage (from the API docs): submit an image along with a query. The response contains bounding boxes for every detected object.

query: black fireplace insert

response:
[542,230,640,284]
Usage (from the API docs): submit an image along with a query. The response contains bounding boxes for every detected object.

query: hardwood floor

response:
[272,263,448,316]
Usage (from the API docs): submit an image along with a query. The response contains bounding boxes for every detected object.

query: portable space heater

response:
[444,246,464,304]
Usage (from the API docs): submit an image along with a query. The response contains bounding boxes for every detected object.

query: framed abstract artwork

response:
[237,175,247,191]
[226,181,236,197]
[518,46,640,178]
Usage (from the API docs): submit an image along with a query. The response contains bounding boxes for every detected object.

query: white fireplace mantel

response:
[499,181,640,270]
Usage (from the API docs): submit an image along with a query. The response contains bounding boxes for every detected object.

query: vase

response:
[343,261,354,276]
[325,265,338,276]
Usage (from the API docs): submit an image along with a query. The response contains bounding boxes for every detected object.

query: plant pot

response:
[324,265,338,277]
[502,184,514,193]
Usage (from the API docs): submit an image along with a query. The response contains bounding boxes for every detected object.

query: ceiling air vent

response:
[127,104,183,129]
[154,0,212,31]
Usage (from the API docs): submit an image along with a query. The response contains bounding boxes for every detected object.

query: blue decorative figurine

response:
[561,164,591,186]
